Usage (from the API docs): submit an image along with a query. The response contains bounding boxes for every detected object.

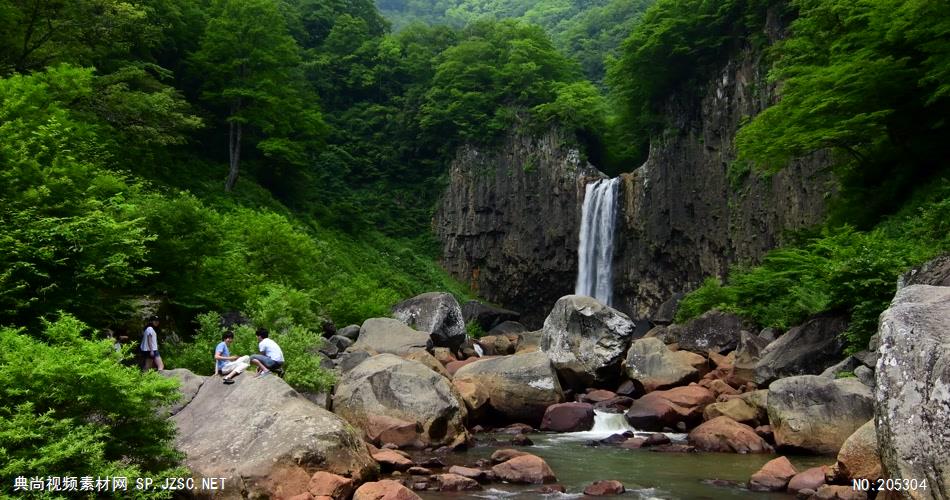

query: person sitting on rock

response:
[250,328,284,378]
[216,331,250,385]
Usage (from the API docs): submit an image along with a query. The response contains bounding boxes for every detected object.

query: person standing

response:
[141,315,164,371]
[249,328,283,377]
[216,331,250,384]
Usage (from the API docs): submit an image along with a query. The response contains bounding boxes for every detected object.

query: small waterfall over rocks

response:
[575,178,621,305]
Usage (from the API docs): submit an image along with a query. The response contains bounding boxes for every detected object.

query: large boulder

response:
[767,375,874,454]
[453,351,564,425]
[392,292,466,352]
[540,295,636,388]
[541,402,595,432]
[162,368,205,416]
[349,318,429,356]
[703,398,762,426]
[172,374,377,499]
[732,331,770,384]
[353,480,421,500]
[462,300,521,331]
[659,310,743,353]
[754,314,848,385]
[491,454,557,484]
[876,285,950,498]
[833,420,881,482]
[333,354,468,447]
[687,416,772,453]
[749,456,798,492]
[624,385,715,431]
[624,337,701,392]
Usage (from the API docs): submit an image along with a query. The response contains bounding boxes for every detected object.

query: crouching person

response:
[216,331,250,385]
[250,328,284,378]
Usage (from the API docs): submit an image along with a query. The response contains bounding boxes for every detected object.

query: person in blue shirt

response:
[250,328,284,378]
[215,331,250,385]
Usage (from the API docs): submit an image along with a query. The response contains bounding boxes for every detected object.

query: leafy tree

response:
[190,0,324,191]
[0,315,183,497]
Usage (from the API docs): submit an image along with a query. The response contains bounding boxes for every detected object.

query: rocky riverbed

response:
[162,257,950,500]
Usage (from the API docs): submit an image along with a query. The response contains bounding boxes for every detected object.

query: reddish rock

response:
[620,437,646,449]
[491,448,529,463]
[708,351,735,370]
[406,467,432,476]
[288,494,313,500]
[615,379,643,397]
[445,358,480,376]
[583,389,618,403]
[701,378,741,398]
[583,480,625,496]
[352,480,422,500]
[499,423,534,434]
[365,415,419,448]
[435,473,481,491]
[371,449,414,471]
[308,472,355,499]
[787,466,827,493]
[687,416,772,453]
[448,465,492,482]
[749,456,798,491]
[491,454,557,484]
[432,347,456,365]
[536,484,566,494]
[672,350,709,375]
[541,402,595,432]
[624,385,715,431]
[811,485,868,499]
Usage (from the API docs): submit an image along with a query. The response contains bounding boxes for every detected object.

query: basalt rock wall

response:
[434,130,603,328]
[613,14,834,318]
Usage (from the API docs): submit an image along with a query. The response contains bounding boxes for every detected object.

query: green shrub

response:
[0,315,184,497]
[465,320,486,339]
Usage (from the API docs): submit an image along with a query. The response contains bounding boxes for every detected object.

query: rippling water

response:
[415,428,828,500]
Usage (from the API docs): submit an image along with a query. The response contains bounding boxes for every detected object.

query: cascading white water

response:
[575,178,621,305]
[588,410,637,434]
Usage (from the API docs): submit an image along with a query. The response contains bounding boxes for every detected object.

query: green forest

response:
[1,0,949,493]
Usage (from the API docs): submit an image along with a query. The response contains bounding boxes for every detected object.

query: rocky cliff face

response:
[613,19,834,318]
[434,130,603,328]
[435,14,834,323]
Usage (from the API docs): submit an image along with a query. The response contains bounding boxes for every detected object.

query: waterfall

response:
[575,178,620,305]
[588,410,637,434]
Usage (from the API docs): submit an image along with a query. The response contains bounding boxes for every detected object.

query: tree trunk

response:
[225,102,242,192]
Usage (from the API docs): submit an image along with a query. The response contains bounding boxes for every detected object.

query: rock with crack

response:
[392,292,466,352]
[172,373,377,499]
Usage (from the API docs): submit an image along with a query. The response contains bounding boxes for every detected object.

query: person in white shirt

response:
[250,328,284,378]
[140,315,164,371]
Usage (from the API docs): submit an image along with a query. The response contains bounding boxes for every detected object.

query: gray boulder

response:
[338,324,361,341]
[876,285,950,498]
[162,368,205,416]
[453,351,564,425]
[349,318,429,356]
[660,310,743,353]
[624,337,701,392]
[754,314,848,385]
[652,293,684,325]
[328,334,354,352]
[173,373,377,499]
[337,351,372,373]
[767,375,874,454]
[819,356,863,379]
[540,295,636,388]
[392,292,466,352]
[733,330,770,384]
[333,354,469,447]
[898,254,950,288]
[489,321,527,336]
[462,300,521,330]
[854,365,873,387]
